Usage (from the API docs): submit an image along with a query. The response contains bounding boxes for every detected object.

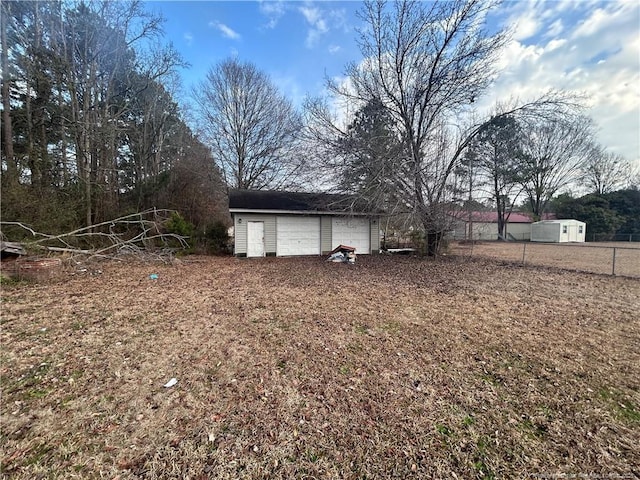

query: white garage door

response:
[332,217,370,254]
[276,216,320,256]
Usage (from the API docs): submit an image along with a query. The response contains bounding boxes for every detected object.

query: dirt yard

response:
[1,255,639,479]
[451,241,640,278]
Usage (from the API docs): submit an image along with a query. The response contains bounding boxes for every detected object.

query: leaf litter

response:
[0,255,638,478]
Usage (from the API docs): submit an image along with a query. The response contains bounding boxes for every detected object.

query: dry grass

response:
[1,255,639,479]
[452,241,640,278]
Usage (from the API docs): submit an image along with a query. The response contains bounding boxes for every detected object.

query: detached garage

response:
[531,219,586,243]
[229,189,381,257]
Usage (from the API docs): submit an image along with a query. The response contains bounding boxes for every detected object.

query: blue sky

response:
[146,0,640,163]
[147,1,362,106]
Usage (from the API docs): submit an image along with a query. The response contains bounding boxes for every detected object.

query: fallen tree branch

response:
[45,247,93,254]
[1,209,189,263]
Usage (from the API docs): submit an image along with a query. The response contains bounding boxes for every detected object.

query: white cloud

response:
[512,13,540,40]
[271,73,305,108]
[545,19,564,37]
[297,3,350,49]
[299,5,328,47]
[573,6,615,37]
[183,32,194,46]
[259,0,287,29]
[299,5,322,25]
[328,45,341,54]
[328,8,350,34]
[209,21,241,40]
[545,38,567,52]
[482,0,640,161]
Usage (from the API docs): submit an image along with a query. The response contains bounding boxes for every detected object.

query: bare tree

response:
[1,0,217,239]
[193,58,303,190]
[60,0,180,225]
[518,114,596,218]
[582,149,638,195]
[311,0,509,255]
[305,1,585,254]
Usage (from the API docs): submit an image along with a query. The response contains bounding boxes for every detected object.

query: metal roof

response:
[452,211,557,223]
[452,211,533,223]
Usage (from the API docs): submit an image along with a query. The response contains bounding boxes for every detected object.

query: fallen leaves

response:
[0,255,638,478]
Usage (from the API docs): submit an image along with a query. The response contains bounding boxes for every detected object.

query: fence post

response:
[522,243,527,265]
[612,247,616,276]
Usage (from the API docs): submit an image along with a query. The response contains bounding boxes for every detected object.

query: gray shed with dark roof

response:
[228,189,381,257]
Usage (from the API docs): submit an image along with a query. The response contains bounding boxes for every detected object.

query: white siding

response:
[472,222,499,240]
[321,216,332,254]
[506,223,531,241]
[531,220,586,243]
[531,222,560,242]
[234,214,276,255]
[234,213,381,256]
[453,221,531,241]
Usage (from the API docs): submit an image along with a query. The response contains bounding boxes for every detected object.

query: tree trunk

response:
[1,3,17,186]
[425,231,441,257]
[58,85,68,185]
[497,197,506,240]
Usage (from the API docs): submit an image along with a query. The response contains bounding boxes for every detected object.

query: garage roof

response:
[229,189,380,215]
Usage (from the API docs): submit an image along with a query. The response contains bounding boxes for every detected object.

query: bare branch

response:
[192,58,303,190]
[1,209,189,262]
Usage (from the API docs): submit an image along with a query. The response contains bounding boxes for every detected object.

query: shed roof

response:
[228,189,380,215]
[532,219,585,225]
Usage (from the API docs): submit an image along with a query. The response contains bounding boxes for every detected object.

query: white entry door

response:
[247,221,265,257]
[568,225,578,242]
[332,217,370,254]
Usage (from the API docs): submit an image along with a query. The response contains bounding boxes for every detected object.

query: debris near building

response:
[1,241,26,260]
[1,239,62,281]
[1,257,63,282]
[327,244,356,263]
[382,248,417,255]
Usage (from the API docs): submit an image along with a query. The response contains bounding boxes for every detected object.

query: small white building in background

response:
[531,219,586,243]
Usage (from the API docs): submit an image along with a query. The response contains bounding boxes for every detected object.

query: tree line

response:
[1,0,226,241]
[552,190,640,241]
[303,0,637,253]
[458,113,638,239]
[2,0,637,255]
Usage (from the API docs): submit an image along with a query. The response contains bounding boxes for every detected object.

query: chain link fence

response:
[450,232,530,241]
[453,241,640,278]
[451,232,640,242]
[589,232,640,242]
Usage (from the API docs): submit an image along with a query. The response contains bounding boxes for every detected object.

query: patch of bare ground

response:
[1,255,638,479]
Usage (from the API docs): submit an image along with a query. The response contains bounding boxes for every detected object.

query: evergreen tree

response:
[465,115,522,239]
[336,98,405,213]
